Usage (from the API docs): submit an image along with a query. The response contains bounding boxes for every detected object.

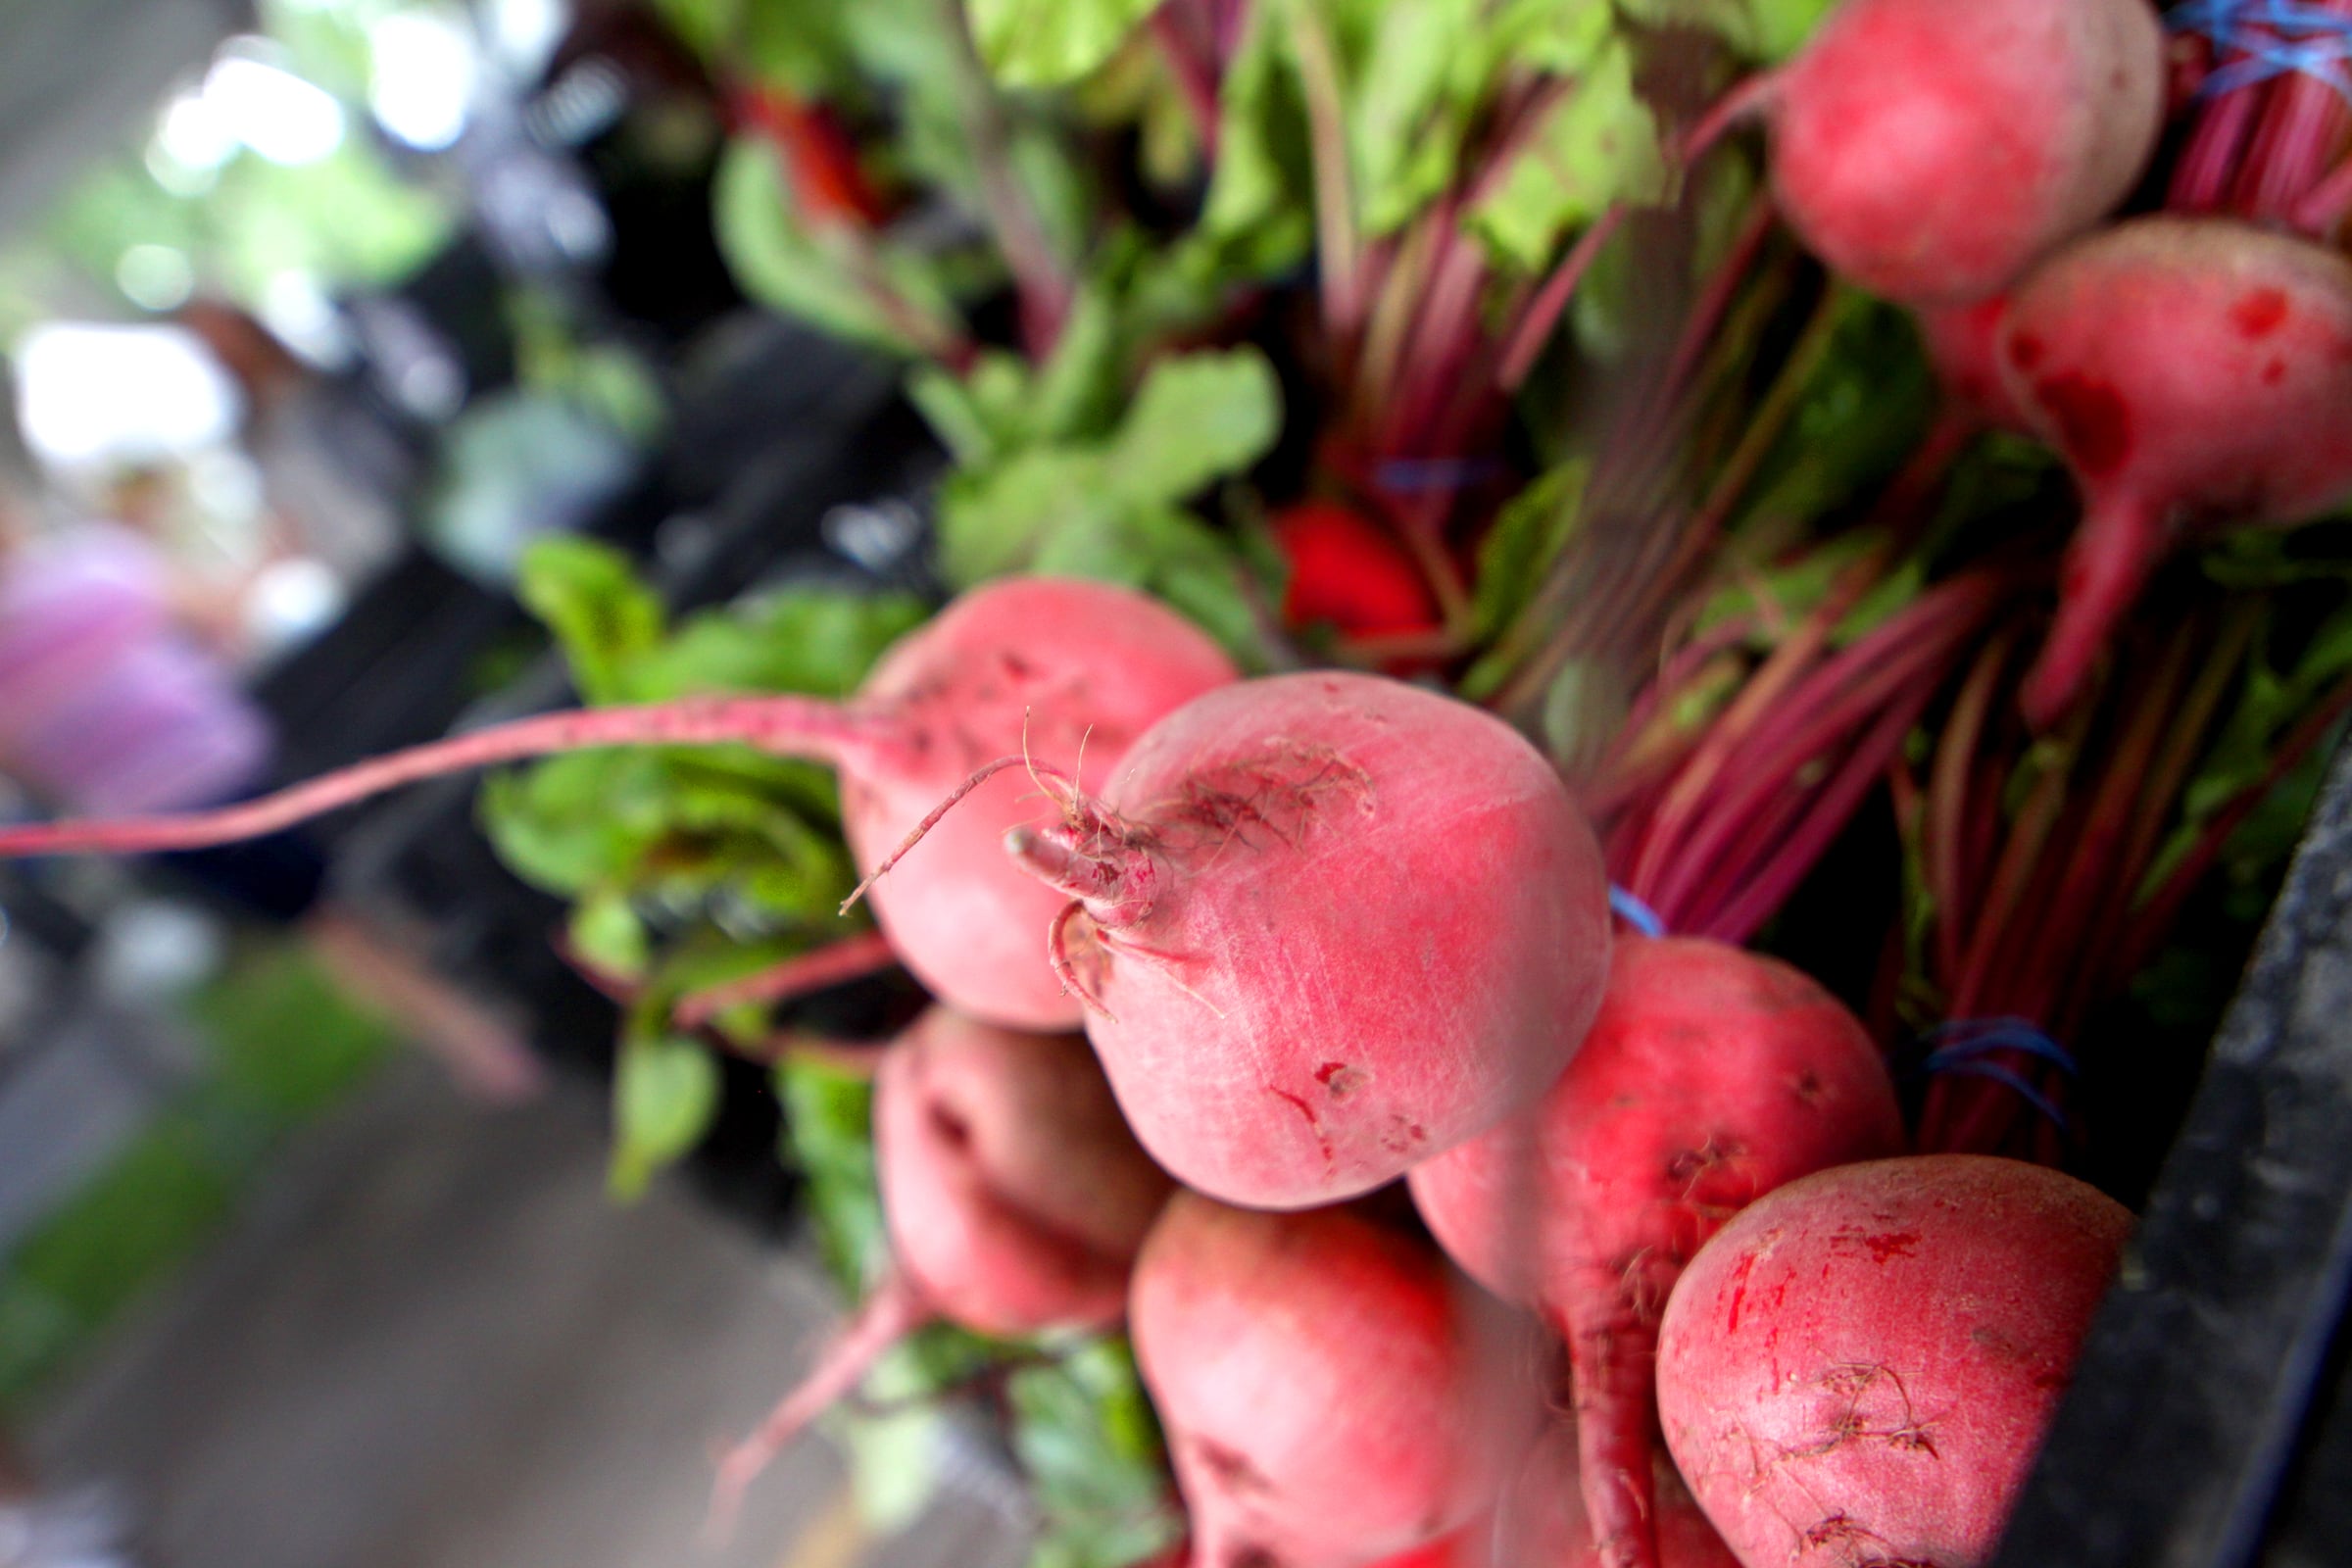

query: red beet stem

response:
[2021,493,2168,730]
[672,928,902,1028]
[706,1269,931,1544]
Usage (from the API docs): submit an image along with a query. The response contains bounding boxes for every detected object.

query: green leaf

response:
[1029,281,1129,444]
[1104,349,1284,506]
[1467,37,1667,275]
[1732,292,1937,537]
[1348,0,1488,235]
[1473,461,1588,642]
[640,587,928,702]
[776,1055,886,1290]
[569,893,651,980]
[515,537,665,705]
[1200,0,1314,254]
[1012,1338,1180,1568]
[1489,0,1617,70]
[609,1037,720,1200]
[937,447,1118,586]
[712,138,959,356]
[1618,0,1838,63]
[478,751,674,896]
[965,0,1160,86]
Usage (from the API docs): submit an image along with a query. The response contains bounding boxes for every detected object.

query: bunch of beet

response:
[27,0,2310,1544]
[1722,0,2352,725]
[0,562,2141,1568]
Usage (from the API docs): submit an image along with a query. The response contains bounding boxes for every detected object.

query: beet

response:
[0,577,1239,1028]
[1994,217,2352,723]
[1655,1155,2132,1568]
[710,1008,1171,1528]
[1131,1194,1540,1568]
[1409,939,1904,1568]
[1006,670,1611,1209]
[1763,0,2164,305]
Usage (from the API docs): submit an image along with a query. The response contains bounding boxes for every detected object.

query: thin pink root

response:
[838,755,1078,915]
[0,695,874,858]
[705,1270,932,1546]
[1048,901,1115,1018]
[672,929,902,1028]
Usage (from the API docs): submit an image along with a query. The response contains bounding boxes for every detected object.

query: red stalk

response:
[671,928,903,1028]
[706,1271,932,1544]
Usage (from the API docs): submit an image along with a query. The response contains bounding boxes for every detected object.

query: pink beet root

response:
[712,1007,1171,1528]
[1130,1194,1540,1568]
[0,577,1237,1029]
[1655,1155,2132,1568]
[1408,939,1905,1568]
[1995,217,2352,725]
[1763,0,2163,305]
[1497,1423,1740,1568]
[1006,671,1611,1209]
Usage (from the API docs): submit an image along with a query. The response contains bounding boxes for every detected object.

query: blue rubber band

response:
[1608,884,1667,939]
[1920,1017,2080,1077]
[1908,1017,2074,1133]
[1928,1059,2072,1134]
[1373,457,1508,494]
[2170,0,2352,102]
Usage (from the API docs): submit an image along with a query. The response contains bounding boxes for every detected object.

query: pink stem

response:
[707,1270,932,1544]
[672,928,902,1028]
[2292,150,2352,236]
[1642,577,1999,918]
[2021,492,2169,731]
[1497,207,1627,390]
[0,696,889,858]
[1495,70,1778,392]
[2172,74,2265,211]
[1700,689,1930,945]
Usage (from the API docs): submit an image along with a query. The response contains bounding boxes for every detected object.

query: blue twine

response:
[2170,0,2352,103]
[1919,1016,2081,1076]
[1608,884,1667,939]
[1373,457,1508,495]
[1928,1060,2073,1133]
[1915,1017,2077,1133]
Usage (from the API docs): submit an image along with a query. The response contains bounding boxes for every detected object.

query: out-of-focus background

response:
[0,3,1015,1562]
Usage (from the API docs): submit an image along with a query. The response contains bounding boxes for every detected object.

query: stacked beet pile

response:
[12,0,2352,1563]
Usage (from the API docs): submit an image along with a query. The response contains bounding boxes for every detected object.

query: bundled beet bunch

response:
[14,0,2352,1563]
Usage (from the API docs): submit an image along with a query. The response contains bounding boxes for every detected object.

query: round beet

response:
[1994,217,2352,724]
[0,577,1239,1029]
[1007,670,1611,1209]
[710,1008,1172,1528]
[838,578,1238,1025]
[1131,1194,1539,1568]
[1409,939,1905,1568]
[873,1007,1174,1334]
[1655,1154,2132,1568]
[1764,0,2163,305]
